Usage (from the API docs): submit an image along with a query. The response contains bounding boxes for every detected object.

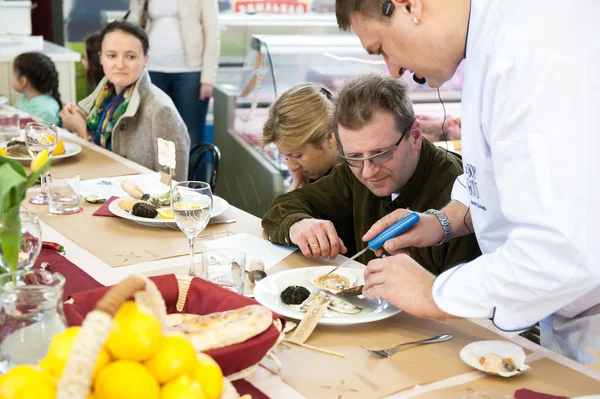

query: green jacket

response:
[262,139,481,275]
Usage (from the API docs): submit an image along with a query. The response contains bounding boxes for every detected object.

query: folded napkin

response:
[19,117,36,129]
[514,389,568,399]
[92,196,119,217]
[33,248,103,301]
[232,380,270,399]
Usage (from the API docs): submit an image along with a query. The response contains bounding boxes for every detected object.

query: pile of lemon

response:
[0,301,224,399]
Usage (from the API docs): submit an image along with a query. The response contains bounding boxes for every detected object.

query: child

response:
[12,52,62,125]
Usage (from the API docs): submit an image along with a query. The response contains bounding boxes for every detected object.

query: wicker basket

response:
[56,275,248,399]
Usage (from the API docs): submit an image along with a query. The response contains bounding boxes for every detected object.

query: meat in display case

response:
[213,34,463,218]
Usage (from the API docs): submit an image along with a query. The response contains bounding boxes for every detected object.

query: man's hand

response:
[199,83,214,100]
[363,254,453,319]
[363,209,443,256]
[289,218,347,260]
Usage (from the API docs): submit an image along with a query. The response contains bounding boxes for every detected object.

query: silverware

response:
[363,334,453,358]
[207,219,236,226]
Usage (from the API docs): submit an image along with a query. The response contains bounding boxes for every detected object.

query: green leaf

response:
[0,155,26,177]
[0,204,21,273]
[0,164,27,214]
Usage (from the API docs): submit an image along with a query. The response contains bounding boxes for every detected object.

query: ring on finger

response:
[310,243,320,249]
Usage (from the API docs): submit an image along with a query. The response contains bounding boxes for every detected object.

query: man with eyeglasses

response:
[262,73,480,275]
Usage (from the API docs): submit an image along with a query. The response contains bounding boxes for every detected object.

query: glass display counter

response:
[213,34,462,217]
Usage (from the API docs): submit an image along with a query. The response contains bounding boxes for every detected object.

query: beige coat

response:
[127,0,220,85]
[79,69,190,180]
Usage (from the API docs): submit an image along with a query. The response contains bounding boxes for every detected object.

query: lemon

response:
[0,148,8,157]
[94,360,159,399]
[156,208,174,220]
[144,335,196,384]
[15,379,57,399]
[40,326,111,382]
[105,301,161,361]
[173,202,200,211]
[161,374,205,399]
[30,150,49,172]
[0,365,55,399]
[190,353,223,399]
[54,139,65,156]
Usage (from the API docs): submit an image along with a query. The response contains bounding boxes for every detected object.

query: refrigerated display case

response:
[213,34,462,217]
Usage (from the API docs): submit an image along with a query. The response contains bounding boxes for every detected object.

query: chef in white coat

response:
[336,0,600,363]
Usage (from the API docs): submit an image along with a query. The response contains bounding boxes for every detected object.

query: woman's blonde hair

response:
[262,83,335,150]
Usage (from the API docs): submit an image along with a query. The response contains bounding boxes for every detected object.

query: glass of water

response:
[48,173,81,215]
[172,181,213,276]
[202,249,245,294]
[0,210,41,272]
[0,111,20,142]
[24,122,57,205]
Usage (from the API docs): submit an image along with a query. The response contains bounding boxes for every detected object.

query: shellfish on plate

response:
[306,267,360,295]
[460,340,531,377]
[287,292,363,315]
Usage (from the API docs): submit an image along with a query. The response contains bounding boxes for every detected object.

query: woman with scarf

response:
[60,20,190,180]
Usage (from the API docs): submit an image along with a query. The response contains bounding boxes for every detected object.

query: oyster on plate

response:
[288,292,363,315]
[5,140,29,157]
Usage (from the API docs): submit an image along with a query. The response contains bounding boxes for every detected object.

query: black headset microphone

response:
[381,0,428,85]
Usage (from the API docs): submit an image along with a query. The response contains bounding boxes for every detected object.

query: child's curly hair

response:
[13,52,62,109]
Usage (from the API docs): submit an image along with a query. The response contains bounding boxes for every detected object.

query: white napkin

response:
[79,174,169,198]
[204,233,297,271]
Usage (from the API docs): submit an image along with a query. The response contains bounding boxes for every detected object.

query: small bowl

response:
[460,340,531,377]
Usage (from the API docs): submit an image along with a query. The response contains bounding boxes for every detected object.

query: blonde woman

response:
[262,83,340,191]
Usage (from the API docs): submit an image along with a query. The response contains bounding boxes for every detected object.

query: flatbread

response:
[166,304,273,352]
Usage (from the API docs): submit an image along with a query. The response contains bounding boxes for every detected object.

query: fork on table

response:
[363,334,453,359]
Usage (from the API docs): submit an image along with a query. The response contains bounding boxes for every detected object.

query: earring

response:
[413,16,421,25]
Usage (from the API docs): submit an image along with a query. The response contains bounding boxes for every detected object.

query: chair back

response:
[189,142,221,192]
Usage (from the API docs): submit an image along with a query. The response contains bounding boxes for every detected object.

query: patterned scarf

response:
[86,81,135,150]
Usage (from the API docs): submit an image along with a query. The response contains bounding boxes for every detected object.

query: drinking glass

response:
[48,173,81,215]
[0,269,67,372]
[24,122,58,205]
[0,111,20,142]
[172,181,213,276]
[202,249,245,294]
[0,210,42,273]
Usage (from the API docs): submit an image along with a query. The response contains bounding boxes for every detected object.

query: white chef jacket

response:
[432,0,600,363]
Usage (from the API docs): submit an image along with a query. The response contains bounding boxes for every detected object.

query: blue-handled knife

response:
[323,212,420,276]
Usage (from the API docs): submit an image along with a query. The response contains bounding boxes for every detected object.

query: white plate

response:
[108,194,229,227]
[254,266,401,326]
[2,142,82,163]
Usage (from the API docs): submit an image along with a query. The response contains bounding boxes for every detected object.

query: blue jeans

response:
[149,71,210,179]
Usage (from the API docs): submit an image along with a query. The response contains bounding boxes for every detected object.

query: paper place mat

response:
[204,233,297,271]
[277,314,525,399]
[80,174,169,198]
[410,357,600,399]
[25,139,139,180]
[23,197,263,268]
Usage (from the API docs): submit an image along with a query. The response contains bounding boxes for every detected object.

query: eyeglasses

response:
[340,128,408,168]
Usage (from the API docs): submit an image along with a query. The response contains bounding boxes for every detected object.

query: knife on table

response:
[323,212,420,277]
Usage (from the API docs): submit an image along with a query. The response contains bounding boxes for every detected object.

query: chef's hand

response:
[288,168,309,191]
[363,254,452,319]
[290,218,347,260]
[59,104,87,139]
[363,209,443,256]
[199,83,214,100]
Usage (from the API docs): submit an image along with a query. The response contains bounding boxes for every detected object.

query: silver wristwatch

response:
[424,209,453,246]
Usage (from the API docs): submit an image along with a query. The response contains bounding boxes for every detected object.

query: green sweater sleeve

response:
[261,164,355,245]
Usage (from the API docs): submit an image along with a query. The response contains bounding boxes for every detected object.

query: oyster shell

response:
[6,140,29,157]
[310,267,358,295]
[287,292,362,315]
[85,193,109,204]
[460,340,531,377]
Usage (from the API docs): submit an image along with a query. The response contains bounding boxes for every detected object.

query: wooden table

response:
[23,127,600,398]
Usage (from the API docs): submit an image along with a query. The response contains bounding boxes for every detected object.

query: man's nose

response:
[361,160,379,179]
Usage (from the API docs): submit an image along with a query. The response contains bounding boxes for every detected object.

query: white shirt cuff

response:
[450,174,469,207]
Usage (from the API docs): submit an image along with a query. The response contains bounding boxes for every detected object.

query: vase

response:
[0,268,67,373]
[0,210,42,273]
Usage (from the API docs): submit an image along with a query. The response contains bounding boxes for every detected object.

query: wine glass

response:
[172,181,213,276]
[24,122,57,205]
[0,210,42,273]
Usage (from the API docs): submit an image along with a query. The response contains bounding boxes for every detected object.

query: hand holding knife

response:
[323,212,420,276]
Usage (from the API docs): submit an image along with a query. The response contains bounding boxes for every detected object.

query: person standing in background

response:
[81,32,105,91]
[126,0,220,178]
